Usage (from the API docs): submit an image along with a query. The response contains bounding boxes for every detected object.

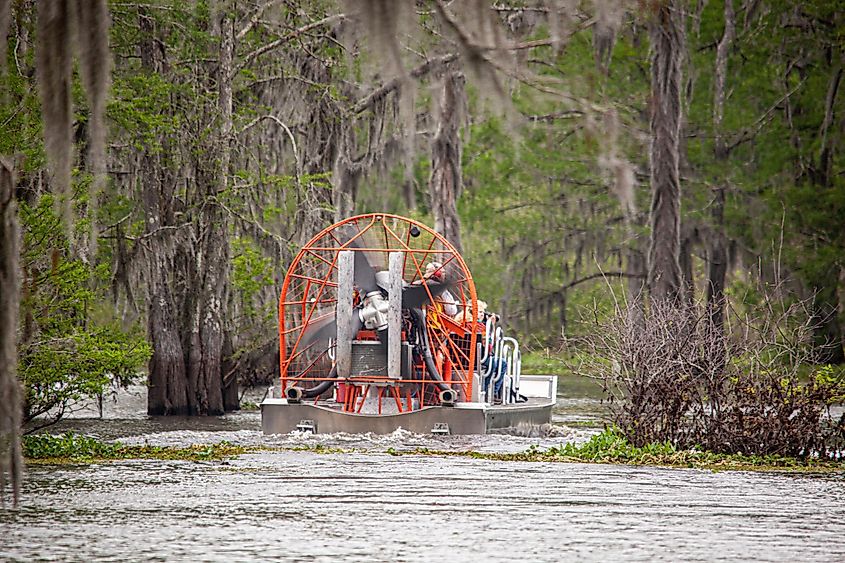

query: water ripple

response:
[7,382,843,561]
[2,452,843,562]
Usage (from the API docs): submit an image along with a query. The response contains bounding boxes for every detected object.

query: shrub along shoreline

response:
[23,430,845,473]
[386,429,845,473]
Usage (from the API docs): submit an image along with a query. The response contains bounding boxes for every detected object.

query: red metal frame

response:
[278,214,479,412]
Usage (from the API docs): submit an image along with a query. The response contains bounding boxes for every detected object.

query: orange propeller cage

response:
[278,214,479,407]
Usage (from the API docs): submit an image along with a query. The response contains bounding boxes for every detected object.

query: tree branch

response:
[817,64,842,176]
[235,0,276,41]
[524,110,584,122]
[239,114,301,183]
[552,271,645,296]
[726,78,806,153]
[352,53,459,114]
[233,13,345,77]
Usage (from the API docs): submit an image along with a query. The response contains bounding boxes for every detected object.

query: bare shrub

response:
[575,295,845,458]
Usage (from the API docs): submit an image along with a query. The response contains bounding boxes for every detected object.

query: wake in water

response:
[41,383,602,454]
[116,423,595,454]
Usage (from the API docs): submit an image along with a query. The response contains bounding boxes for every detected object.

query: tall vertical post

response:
[387,252,403,378]
[336,250,354,377]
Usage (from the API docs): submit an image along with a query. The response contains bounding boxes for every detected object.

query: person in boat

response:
[414,261,458,317]
[478,309,507,402]
[452,297,509,402]
[454,298,487,324]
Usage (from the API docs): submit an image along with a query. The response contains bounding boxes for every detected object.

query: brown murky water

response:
[2,377,844,562]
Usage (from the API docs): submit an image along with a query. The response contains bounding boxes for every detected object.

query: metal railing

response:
[479,317,522,405]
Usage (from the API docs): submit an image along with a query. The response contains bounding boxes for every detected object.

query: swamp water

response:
[2,377,844,562]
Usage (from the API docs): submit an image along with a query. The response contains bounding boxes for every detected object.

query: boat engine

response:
[279,214,480,414]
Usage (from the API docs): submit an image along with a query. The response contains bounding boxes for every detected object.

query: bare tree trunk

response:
[707,0,733,330]
[806,62,843,363]
[332,158,359,222]
[646,1,685,302]
[187,190,227,416]
[207,10,235,413]
[221,330,239,411]
[218,12,234,197]
[402,178,417,211]
[809,273,844,364]
[183,10,234,416]
[627,247,646,320]
[147,283,189,415]
[429,71,465,254]
[679,228,695,305]
[138,12,192,416]
[706,187,728,327]
[0,157,22,504]
[815,66,842,187]
[189,228,227,416]
[142,151,189,415]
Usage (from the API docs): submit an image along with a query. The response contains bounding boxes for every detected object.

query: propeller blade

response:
[299,307,366,349]
[402,280,453,310]
[351,312,364,338]
[345,236,379,294]
[298,312,338,349]
[375,327,389,356]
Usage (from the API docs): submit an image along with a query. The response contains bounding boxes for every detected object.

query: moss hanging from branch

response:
[0,157,22,506]
[71,0,111,258]
[591,0,623,74]
[345,0,411,81]
[0,0,11,81]
[35,0,73,231]
[35,0,111,244]
[1,0,111,506]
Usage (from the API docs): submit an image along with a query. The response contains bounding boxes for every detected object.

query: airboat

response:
[261,214,557,435]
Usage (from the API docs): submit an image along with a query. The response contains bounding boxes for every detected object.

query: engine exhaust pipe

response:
[409,308,451,394]
[286,387,304,403]
[439,388,457,406]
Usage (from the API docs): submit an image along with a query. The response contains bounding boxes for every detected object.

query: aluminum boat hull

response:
[261,375,557,435]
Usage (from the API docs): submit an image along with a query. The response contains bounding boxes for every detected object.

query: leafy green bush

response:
[387,429,843,471]
[549,428,676,462]
[19,196,151,429]
[23,433,122,459]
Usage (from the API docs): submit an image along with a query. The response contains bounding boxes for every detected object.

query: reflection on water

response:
[5,377,844,562]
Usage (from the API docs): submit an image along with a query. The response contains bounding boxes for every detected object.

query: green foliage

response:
[814,364,845,403]
[386,428,845,472]
[549,428,676,462]
[20,326,151,420]
[19,195,150,425]
[684,0,845,330]
[22,433,246,463]
[239,400,260,411]
[231,237,274,320]
[520,350,573,377]
[539,429,841,471]
[23,432,123,459]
